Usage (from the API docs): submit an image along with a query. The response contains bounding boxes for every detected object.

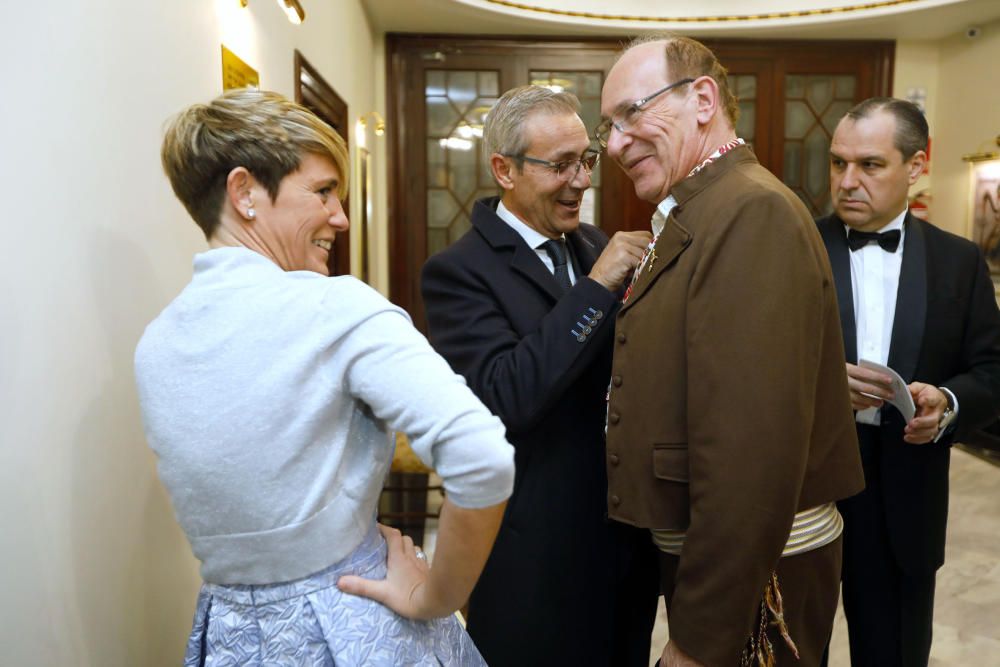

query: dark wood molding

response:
[294,49,351,276]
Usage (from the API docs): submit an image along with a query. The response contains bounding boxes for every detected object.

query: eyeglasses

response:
[502,149,601,181]
[594,78,695,148]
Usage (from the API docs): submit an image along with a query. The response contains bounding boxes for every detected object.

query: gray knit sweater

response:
[135,247,514,584]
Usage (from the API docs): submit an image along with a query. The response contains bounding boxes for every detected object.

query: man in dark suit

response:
[818,97,1000,666]
[421,85,659,667]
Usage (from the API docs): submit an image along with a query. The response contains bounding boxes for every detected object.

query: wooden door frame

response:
[385,35,894,320]
[294,50,351,276]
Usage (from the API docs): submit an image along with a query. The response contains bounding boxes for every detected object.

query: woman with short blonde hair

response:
[137,89,513,666]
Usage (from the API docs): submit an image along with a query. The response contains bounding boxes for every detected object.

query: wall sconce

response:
[277,0,305,24]
[356,112,386,148]
[962,135,1000,163]
[238,0,248,7]
[358,112,386,137]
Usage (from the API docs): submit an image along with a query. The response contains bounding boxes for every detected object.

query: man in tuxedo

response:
[600,35,865,667]
[818,97,1000,666]
[420,85,659,667]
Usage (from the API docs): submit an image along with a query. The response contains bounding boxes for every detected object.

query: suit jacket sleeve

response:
[941,243,1000,442]
[668,193,833,660]
[421,235,619,436]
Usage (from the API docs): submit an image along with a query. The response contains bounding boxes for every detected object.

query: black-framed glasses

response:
[594,77,695,148]
[502,149,601,181]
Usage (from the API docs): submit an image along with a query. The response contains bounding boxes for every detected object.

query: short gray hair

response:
[483,85,581,166]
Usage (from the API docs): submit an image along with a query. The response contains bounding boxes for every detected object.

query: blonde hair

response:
[623,34,740,127]
[161,88,349,239]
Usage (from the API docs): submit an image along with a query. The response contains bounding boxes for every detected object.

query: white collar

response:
[496,199,564,249]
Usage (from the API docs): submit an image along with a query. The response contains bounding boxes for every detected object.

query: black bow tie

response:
[847,228,901,253]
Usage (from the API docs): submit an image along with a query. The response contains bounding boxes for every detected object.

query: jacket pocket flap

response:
[652,443,689,483]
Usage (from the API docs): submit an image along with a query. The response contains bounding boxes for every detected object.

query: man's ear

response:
[691,75,720,126]
[490,154,516,192]
[225,166,256,220]
[907,150,927,185]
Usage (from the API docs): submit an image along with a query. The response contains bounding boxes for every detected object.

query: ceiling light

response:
[440,137,473,151]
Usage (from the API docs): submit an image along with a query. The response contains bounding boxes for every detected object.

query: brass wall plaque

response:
[221,45,259,91]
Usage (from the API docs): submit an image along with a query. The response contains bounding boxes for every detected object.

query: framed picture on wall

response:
[969,159,1000,294]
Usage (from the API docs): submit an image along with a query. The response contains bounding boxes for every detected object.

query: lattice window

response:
[783,75,857,216]
[425,70,500,257]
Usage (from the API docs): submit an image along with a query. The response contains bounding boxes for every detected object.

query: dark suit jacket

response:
[421,197,638,666]
[817,212,1000,573]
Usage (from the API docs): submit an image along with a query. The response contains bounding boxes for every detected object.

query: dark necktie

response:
[541,239,572,293]
[847,228,901,253]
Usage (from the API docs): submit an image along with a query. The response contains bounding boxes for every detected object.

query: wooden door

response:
[386,36,893,327]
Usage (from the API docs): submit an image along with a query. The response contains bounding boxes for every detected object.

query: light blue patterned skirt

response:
[183,524,486,666]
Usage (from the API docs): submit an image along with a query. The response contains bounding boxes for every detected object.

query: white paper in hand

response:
[858,359,915,422]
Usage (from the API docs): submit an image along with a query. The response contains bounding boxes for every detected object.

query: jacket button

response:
[609,453,619,465]
[612,375,622,387]
[593,309,604,320]
[576,334,586,343]
[610,494,621,506]
[617,332,626,344]
[609,412,620,425]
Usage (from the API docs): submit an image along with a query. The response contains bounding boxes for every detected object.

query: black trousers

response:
[837,425,937,667]
[611,522,660,667]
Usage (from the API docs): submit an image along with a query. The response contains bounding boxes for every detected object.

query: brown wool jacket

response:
[606,145,864,664]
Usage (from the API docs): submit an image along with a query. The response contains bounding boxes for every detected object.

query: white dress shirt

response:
[849,210,906,425]
[848,209,957,429]
[653,195,679,236]
[497,200,577,284]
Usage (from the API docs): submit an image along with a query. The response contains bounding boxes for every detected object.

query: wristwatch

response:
[936,391,957,439]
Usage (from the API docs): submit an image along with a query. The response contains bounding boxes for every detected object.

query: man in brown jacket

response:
[599,35,865,666]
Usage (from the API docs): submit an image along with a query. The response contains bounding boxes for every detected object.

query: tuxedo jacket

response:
[817,212,1000,573]
[421,197,635,665]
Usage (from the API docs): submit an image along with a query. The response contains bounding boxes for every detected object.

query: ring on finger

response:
[414,547,427,562]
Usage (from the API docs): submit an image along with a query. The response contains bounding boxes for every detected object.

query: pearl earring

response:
[247,207,256,219]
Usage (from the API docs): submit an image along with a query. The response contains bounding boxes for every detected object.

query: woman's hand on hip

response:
[336,523,441,620]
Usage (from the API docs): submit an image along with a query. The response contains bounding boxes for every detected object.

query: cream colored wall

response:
[893,22,1000,238]
[893,39,940,201]
[929,18,1000,238]
[0,1,377,665]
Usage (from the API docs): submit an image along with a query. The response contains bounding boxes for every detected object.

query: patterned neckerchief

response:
[621,138,745,305]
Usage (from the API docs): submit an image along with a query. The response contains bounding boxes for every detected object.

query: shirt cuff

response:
[933,386,959,443]
[940,386,959,416]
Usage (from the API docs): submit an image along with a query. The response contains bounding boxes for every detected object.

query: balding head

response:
[600,35,738,203]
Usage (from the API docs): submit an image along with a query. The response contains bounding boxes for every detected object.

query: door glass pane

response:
[785,100,813,139]
[784,143,802,186]
[425,70,500,255]
[530,70,604,226]
[783,74,857,216]
[834,75,856,99]
[730,74,757,144]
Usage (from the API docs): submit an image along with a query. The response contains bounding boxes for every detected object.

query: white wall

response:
[0,1,378,664]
